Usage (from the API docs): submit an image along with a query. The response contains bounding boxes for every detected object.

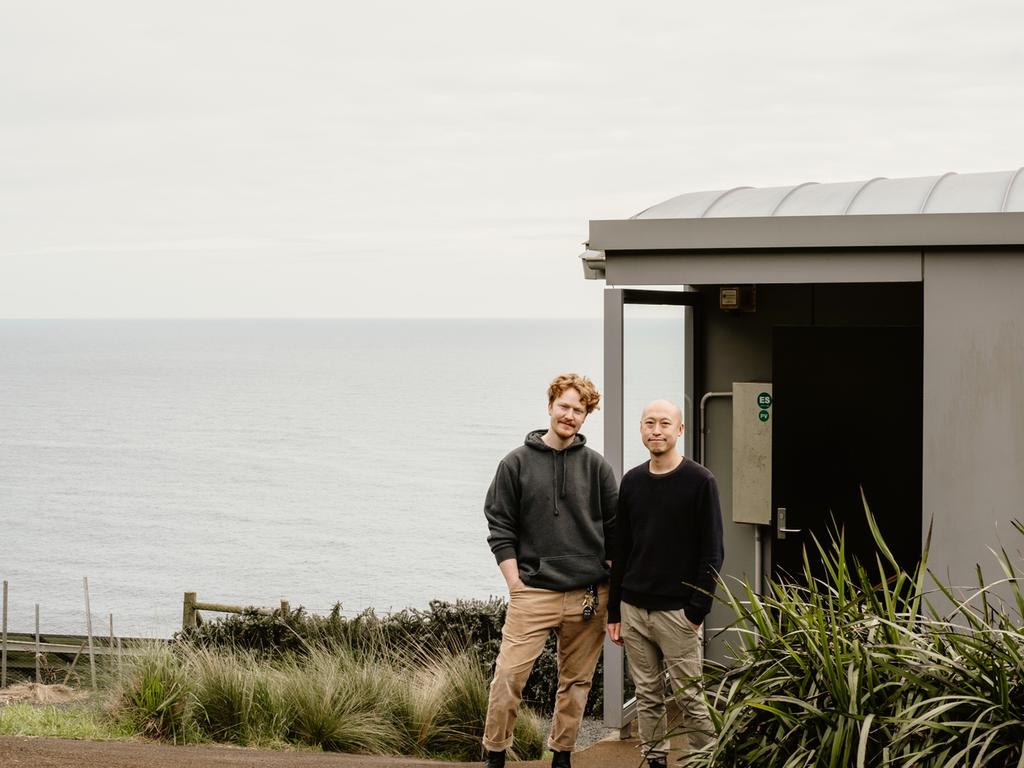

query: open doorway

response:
[770,325,923,579]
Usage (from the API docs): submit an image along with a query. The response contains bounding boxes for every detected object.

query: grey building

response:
[585,169,1024,727]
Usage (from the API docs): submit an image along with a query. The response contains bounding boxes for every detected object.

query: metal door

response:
[770,326,922,581]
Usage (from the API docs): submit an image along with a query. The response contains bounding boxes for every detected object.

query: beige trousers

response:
[620,601,716,758]
[483,583,608,753]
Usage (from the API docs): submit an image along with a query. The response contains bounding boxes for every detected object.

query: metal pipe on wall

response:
[753,525,763,596]
[698,391,732,466]
[699,390,765,596]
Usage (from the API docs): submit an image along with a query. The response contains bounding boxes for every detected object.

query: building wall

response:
[923,251,1024,594]
[696,282,921,659]
[697,285,812,659]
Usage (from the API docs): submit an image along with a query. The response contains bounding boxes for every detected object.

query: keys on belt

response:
[582,584,599,620]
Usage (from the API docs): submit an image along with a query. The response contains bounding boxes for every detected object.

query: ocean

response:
[1,319,614,637]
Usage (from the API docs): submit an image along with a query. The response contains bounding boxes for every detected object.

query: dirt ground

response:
[0,736,641,768]
[0,736,467,768]
[0,684,641,768]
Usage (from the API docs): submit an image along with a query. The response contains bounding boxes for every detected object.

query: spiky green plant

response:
[677,502,1024,768]
[111,642,192,741]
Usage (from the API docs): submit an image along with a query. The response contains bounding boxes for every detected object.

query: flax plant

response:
[679,502,1024,768]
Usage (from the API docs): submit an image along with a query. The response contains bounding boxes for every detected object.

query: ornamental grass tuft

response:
[106,638,544,760]
[111,641,193,742]
[189,648,286,746]
[277,645,404,754]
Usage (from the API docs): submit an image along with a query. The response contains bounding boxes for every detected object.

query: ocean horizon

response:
[2,317,682,638]
[1,319,609,637]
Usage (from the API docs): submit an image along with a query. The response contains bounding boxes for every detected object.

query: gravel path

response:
[569,718,616,751]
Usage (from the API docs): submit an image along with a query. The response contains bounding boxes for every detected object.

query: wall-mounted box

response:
[732,381,772,525]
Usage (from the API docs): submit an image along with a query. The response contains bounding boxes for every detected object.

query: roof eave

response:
[589,211,1024,253]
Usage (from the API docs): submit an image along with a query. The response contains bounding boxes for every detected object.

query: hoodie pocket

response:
[536,554,608,586]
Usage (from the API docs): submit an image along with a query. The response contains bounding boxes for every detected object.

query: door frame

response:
[602,287,703,731]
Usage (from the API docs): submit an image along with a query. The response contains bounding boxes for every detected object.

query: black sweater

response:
[608,458,724,625]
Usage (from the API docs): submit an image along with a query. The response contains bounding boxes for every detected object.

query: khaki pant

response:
[483,583,608,753]
[620,601,716,758]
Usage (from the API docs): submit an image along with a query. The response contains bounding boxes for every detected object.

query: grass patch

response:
[0,701,133,740]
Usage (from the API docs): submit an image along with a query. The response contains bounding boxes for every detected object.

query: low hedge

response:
[176,598,604,716]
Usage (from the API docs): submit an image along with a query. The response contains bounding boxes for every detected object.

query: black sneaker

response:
[551,749,572,768]
[484,750,506,768]
[647,757,668,768]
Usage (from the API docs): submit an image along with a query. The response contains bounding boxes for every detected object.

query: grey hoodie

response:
[485,430,617,591]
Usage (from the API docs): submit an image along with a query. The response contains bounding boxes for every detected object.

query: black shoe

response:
[484,750,506,768]
[647,757,668,768]
[551,749,572,768]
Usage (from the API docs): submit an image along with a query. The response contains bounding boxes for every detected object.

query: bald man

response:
[607,400,724,766]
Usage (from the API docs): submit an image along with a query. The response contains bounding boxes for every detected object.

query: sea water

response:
[1,319,610,636]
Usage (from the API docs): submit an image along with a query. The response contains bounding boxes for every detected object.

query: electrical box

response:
[732,382,772,525]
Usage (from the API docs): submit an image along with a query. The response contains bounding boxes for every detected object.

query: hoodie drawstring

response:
[551,453,559,515]
[552,451,568,515]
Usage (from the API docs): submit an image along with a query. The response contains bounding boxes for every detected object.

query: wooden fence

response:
[0,631,129,686]
[1,577,137,688]
[181,592,290,630]
[0,582,294,689]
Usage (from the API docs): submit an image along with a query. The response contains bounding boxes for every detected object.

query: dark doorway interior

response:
[771,325,923,580]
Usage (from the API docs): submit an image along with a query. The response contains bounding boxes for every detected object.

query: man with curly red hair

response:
[482,373,617,768]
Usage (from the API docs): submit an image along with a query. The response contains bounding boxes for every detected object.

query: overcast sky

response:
[2,1,1023,318]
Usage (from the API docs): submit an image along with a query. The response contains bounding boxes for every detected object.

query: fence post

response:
[280,600,290,616]
[2,580,8,689]
[108,614,117,673]
[83,577,96,690]
[35,604,41,684]
[182,592,198,630]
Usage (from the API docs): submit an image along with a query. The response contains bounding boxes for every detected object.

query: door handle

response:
[776,507,802,540]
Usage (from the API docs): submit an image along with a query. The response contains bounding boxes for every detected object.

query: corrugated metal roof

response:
[633,169,1024,220]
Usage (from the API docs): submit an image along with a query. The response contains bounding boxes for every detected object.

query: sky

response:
[2,1,1023,319]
